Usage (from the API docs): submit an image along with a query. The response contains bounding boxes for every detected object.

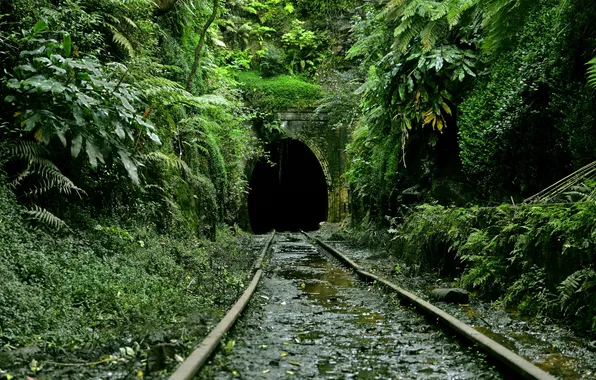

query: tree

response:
[186,0,220,91]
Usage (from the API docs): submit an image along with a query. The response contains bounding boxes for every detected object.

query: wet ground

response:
[199,233,504,379]
[314,229,596,380]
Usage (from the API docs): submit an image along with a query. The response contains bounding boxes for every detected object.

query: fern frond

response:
[112,30,135,58]
[588,56,596,88]
[142,151,190,173]
[141,77,228,108]
[24,205,68,229]
[558,269,596,311]
[10,140,85,197]
[8,166,32,189]
[122,16,138,29]
[421,21,438,51]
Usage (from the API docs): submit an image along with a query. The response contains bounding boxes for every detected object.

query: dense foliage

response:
[3,0,596,374]
[340,0,596,338]
[0,0,354,376]
[0,180,254,377]
[388,202,596,334]
[345,0,596,214]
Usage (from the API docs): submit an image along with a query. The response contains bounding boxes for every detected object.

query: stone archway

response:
[295,136,332,188]
[279,111,349,223]
[247,138,329,233]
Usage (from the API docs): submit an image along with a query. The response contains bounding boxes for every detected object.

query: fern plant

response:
[24,205,68,229]
[367,0,538,57]
[558,268,596,313]
[8,141,85,198]
[588,56,596,88]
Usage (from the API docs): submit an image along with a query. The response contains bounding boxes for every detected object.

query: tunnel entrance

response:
[249,139,328,234]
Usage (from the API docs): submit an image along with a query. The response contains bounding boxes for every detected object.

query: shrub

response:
[388,201,596,335]
[235,71,323,111]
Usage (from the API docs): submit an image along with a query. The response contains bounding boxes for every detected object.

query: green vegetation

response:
[387,201,596,334]
[0,0,351,376]
[236,71,322,111]
[0,178,254,377]
[340,0,596,337]
[3,0,596,374]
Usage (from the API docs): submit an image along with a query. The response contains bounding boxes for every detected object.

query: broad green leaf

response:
[6,78,20,89]
[71,134,83,158]
[62,33,72,57]
[56,130,67,147]
[51,66,67,76]
[50,54,66,64]
[15,64,37,73]
[77,92,100,107]
[72,107,84,126]
[118,150,139,184]
[463,64,476,77]
[147,131,161,144]
[33,20,47,33]
[34,56,53,66]
[51,82,66,95]
[22,75,54,92]
[4,95,16,103]
[114,121,126,140]
[23,113,42,132]
[398,83,405,100]
[86,140,100,168]
[115,93,135,113]
[20,46,46,56]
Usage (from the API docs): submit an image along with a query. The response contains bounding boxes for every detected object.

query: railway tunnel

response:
[248,138,328,234]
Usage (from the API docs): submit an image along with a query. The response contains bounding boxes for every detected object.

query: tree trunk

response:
[186,0,220,92]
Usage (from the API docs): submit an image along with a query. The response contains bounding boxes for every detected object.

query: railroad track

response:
[170,232,556,380]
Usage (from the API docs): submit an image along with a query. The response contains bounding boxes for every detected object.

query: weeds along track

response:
[172,232,555,380]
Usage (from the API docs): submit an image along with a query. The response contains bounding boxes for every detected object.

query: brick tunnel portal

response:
[249,139,328,234]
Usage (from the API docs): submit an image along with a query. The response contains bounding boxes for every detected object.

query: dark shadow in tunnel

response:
[249,139,328,234]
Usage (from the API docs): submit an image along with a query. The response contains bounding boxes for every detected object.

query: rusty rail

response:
[169,231,276,380]
[303,231,556,380]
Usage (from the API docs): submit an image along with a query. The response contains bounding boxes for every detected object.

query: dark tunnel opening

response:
[249,139,328,234]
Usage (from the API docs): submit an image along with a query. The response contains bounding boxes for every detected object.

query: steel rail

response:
[303,231,556,380]
[169,230,276,380]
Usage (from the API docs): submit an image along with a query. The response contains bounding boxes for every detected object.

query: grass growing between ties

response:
[0,183,257,379]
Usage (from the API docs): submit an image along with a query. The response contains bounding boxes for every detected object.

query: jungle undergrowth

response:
[0,182,258,378]
[342,202,596,338]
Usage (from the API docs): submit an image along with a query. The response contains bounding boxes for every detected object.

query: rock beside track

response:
[430,288,469,304]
